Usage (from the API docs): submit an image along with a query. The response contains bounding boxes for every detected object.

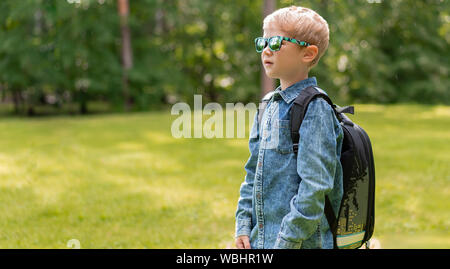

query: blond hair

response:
[263,6,329,67]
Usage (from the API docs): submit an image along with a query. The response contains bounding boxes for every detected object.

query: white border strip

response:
[336,231,365,248]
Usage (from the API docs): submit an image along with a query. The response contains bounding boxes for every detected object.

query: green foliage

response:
[0,0,122,115]
[0,0,448,115]
[299,0,450,105]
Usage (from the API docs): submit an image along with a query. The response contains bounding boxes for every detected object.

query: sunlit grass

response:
[0,104,448,248]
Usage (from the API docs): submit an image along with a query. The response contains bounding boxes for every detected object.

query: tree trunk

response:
[79,89,88,115]
[118,0,133,111]
[154,1,167,35]
[27,106,35,117]
[12,88,21,114]
[0,84,5,102]
[261,0,276,98]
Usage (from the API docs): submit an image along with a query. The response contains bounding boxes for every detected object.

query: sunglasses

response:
[254,36,310,53]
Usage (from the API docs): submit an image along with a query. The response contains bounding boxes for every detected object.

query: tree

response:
[261,0,276,98]
[118,0,133,111]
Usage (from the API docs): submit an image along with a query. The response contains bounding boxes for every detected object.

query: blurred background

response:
[0,0,448,248]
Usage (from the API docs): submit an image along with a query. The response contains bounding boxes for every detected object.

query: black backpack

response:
[258,85,375,249]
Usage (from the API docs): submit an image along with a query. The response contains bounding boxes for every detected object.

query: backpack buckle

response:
[335,105,354,115]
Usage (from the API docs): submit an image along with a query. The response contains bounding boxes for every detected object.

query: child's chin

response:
[264,70,278,78]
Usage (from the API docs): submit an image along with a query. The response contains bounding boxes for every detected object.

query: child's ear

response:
[302,45,319,64]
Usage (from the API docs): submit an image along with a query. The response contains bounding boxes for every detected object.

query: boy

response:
[235,6,344,249]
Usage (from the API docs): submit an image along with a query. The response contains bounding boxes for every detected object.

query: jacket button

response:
[256,194,261,199]
[259,224,263,229]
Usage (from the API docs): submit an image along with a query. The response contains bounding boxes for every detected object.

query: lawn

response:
[0,103,448,248]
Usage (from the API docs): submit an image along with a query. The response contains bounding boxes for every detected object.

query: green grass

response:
[0,104,449,248]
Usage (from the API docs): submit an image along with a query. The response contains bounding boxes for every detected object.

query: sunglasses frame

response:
[254,36,310,53]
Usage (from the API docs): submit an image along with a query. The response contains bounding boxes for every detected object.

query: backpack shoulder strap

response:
[290,86,336,153]
[290,86,340,248]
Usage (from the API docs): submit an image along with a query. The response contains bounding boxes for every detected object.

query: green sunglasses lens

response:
[255,37,285,52]
[255,38,266,52]
[269,37,281,51]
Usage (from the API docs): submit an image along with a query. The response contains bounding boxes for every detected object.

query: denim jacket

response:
[235,77,344,249]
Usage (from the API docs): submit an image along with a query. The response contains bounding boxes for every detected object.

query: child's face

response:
[261,27,311,80]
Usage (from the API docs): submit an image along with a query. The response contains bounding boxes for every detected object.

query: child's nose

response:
[262,46,273,56]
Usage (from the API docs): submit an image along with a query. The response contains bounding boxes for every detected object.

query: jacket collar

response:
[272,77,317,104]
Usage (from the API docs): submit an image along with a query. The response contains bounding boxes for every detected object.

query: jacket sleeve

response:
[235,111,260,238]
[274,98,339,249]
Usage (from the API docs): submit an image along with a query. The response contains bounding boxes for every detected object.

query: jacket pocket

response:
[275,120,293,154]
